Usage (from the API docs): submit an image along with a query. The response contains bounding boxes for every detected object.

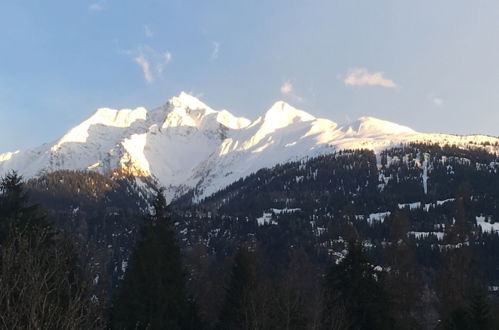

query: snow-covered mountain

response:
[1,92,498,200]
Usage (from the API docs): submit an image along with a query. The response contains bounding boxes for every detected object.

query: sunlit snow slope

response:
[1,92,498,200]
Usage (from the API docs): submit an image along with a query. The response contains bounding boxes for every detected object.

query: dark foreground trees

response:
[0,228,102,329]
[215,246,322,330]
[5,167,499,329]
[110,190,203,330]
[0,171,47,243]
[0,172,103,329]
[322,242,392,330]
[216,247,272,330]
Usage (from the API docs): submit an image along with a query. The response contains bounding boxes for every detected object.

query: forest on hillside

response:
[1,143,499,329]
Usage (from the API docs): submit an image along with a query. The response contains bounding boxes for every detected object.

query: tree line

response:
[2,171,499,329]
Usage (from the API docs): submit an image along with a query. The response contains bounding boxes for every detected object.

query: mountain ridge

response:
[1,92,498,201]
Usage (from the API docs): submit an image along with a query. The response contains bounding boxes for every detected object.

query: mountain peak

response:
[162,92,252,130]
[169,92,210,111]
[269,100,289,109]
[264,101,315,122]
[162,92,215,129]
[342,116,415,136]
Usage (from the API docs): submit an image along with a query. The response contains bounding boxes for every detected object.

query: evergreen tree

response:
[111,190,203,330]
[275,249,319,330]
[0,171,48,242]
[441,307,471,330]
[439,183,474,323]
[384,212,426,329]
[468,291,492,330]
[217,247,260,330]
[322,242,393,330]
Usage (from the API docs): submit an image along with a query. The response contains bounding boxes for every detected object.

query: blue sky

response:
[1,0,499,153]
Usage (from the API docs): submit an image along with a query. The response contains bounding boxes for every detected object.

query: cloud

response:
[89,3,103,10]
[344,68,396,88]
[89,0,106,11]
[280,81,293,95]
[427,93,444,106]
[134,56,153,83]
[280,81,304,102]
[210,42,220,60]
[144,25,153,38]
[433,97,444,106]
[120,45,172,83]
[156,52,172,73]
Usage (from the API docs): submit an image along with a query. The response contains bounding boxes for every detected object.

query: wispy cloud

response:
[134,56,153,83]
[210,42,220,60]
[144,25,153,38]
[89,0,106,11]
[344,68,396,88]
[120,44,172,83]
[280,81,304,102]
[156,52,172,73]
